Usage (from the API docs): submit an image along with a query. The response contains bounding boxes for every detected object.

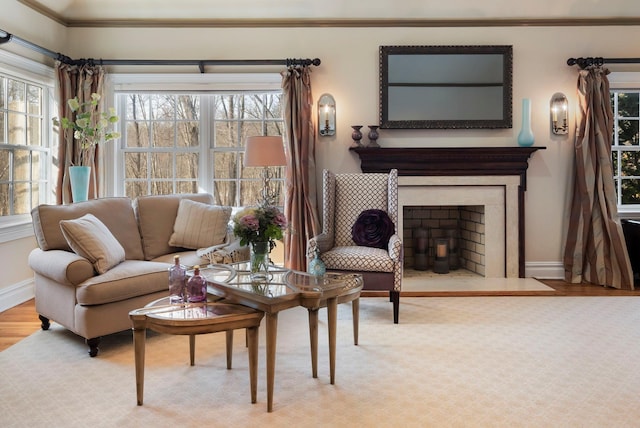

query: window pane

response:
[239,122,263,146]
[13,182,29,215]
[0,113,5,143]
[151,180,172,195]
[621,178,640,204]
[617,92,639,117]
[127,94,150,120]
[216,95,240,120]
[177,121,199,148]
[152,121,175,148]
[212,151,237,179]
[126,122,150,148]
[28,116,41,146]
[126,181,147,199]
[8,79,25,112]
[176,95,199,120]
[13,149,29,181]
[125,152,148,178]
[31,182,39,209]
[0,183,9,215]
[620,151,640,176]
[32,151,41,181]
[150,95,175,120]
[0,76,5,109]
[0,149,8,181]
[176,152,198,179]
[176,181,198,194]
[27,85,41,115]
[240,180,262,207]
[213,180,236,206]
[214,122,238,148]
[151,152,172,179]
[8,112,26,145]
[617,119,639,145]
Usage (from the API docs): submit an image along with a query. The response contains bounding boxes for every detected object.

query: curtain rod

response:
[0,29,321,72]
[567,57,640,69]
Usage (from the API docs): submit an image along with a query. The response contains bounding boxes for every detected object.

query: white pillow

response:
[59,213,125,274]
[168,199,232,250]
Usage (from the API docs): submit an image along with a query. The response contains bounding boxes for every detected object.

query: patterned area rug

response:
[2,296,640,427]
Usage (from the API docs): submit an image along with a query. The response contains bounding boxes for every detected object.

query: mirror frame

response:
[379,45,513,129]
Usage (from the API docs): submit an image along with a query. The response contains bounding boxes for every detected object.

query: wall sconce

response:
[317,93,336,137]
[550,92,569,135]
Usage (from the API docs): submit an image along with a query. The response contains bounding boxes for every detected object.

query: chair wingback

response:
[322,169,399,248]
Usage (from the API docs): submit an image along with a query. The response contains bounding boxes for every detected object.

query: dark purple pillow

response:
[351,209,395,249]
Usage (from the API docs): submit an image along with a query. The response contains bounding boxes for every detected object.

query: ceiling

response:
[18,0,640,27]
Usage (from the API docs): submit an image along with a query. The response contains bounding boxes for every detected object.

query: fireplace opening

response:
[403,205,485,276]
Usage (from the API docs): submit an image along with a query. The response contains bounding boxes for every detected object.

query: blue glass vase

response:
[308,249,326,277]
[517,98,535,147]
[69,166,91,202]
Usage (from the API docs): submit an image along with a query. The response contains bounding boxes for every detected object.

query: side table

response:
[129,297,264,406]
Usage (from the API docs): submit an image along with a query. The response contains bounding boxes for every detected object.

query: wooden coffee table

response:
[129,297,264,406]
[196,263,363,412]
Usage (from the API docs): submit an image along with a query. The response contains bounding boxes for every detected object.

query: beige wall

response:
[2,1,640,308]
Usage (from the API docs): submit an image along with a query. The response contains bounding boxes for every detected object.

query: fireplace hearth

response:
[351,146,544,278]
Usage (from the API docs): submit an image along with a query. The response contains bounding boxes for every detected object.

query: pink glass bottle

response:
[187,265,207,303]
[168,255,186,303]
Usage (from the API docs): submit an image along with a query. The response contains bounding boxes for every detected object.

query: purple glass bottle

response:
[187,265,207,303]
[168,255,186,303]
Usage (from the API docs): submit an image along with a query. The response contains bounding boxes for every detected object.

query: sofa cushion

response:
[320,245,395,273]
[134,193,214,260]
[31,197,145,260]
[75,260,171,305]
[59,214,126,274]
[168,199,231,250]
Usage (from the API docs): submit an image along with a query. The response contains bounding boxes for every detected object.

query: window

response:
[611,88,640,210]
[117,90,285,208]
[0,54,53,226]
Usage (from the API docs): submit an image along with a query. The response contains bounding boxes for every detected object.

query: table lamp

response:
[244,136,286,206]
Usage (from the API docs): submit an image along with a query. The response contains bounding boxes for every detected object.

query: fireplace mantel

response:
[350,146,545,277]
[350,146,544,189]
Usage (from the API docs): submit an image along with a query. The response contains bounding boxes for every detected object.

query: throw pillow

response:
[59,213,126,274]
[168,199,232,249]
[351,209,395,249]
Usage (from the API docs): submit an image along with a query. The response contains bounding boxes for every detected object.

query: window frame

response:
[0,50,54,242]
[109,73,283,202]
[609,72,640,219]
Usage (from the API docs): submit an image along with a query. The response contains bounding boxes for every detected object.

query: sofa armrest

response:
[28,248,95,286]
[197,229,249,264]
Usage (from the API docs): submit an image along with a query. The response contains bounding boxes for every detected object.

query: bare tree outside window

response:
[120,91,284,208]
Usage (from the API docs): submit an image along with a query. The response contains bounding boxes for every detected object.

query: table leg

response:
[327,296,337,385]
[225,330,233,369]
[352,297,360,346]
[265,312,278,412]
[307,308,319,378]
[189,334,196,366]
[246,326,259,404]
[132,326,146,405]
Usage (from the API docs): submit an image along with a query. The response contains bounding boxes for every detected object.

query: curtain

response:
[563,66,634,290]
[281,66,320,271]
[55,62,105,204]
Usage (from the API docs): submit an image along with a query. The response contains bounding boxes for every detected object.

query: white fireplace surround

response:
[398,175,521,278]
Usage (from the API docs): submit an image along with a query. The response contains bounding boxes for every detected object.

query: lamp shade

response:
[244,136,286,167]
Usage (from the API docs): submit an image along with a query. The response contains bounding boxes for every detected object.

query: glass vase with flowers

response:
[232,205,288,281]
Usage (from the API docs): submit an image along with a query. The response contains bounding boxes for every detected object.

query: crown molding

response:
[15,2,640,29]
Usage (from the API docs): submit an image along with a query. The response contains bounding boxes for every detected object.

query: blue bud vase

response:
[308,249,326,277]
[69,166,91,202]
[517,98,535,147]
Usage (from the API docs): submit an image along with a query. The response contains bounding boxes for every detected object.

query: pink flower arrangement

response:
[233,205,288,250]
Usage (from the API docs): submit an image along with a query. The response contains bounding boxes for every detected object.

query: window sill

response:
[0,216,34,244]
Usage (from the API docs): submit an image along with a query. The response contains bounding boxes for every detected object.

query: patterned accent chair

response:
[307,169,402,323]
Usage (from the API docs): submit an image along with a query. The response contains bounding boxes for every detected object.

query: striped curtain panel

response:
[281,66,320,271]
[54,62,105,204]
[563,66,634,290]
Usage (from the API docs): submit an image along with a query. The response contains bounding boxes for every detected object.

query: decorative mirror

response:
[379,45,513,129]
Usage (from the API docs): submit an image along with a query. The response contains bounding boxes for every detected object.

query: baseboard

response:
[525,261,564,279]
[0,278,34,313]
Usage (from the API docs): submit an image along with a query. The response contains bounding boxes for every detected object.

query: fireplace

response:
[350,146,544,278]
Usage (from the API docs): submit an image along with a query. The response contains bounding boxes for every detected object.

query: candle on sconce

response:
[552,106,558,122]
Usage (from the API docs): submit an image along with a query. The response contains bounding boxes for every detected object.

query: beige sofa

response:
[28,193,247,357]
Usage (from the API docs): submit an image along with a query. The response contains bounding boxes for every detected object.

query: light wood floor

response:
[1,279,639,352]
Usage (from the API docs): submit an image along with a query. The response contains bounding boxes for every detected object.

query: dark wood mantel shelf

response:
[350,146,545,189]
[350,146,546,278]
